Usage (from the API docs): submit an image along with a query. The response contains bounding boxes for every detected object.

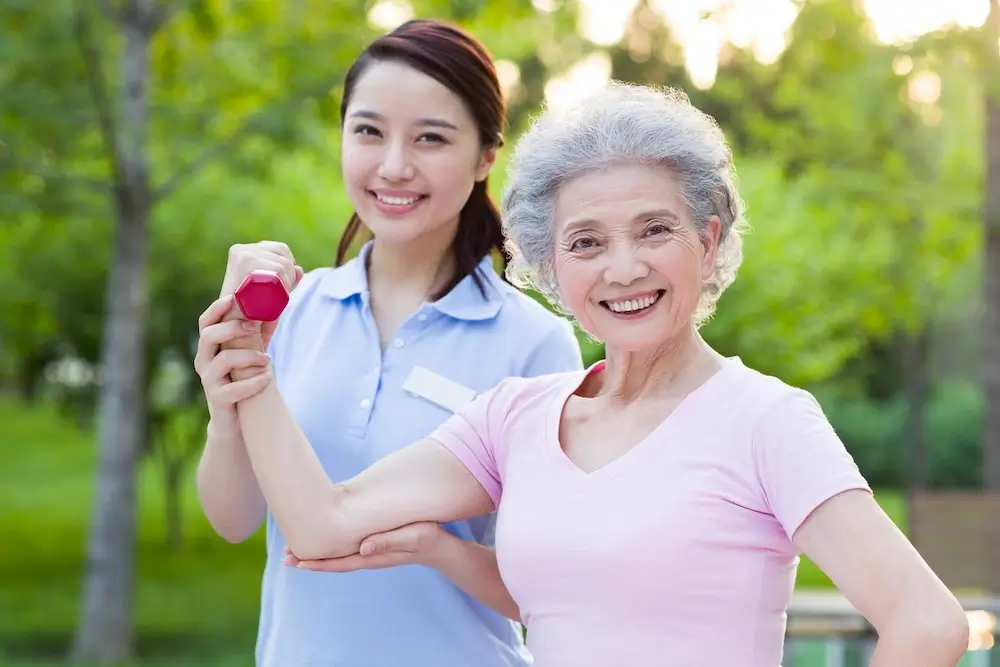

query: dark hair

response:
[335,19,507,300]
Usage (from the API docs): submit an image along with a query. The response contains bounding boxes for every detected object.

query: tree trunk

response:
[984,0,1000,490]
[70,7,152,661]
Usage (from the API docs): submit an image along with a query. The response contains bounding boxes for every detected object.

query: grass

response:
[1,659,248,667]
[0,398,264,663]
[0,396,909,665]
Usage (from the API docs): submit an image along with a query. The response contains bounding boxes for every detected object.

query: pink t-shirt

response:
[429,356,871,667]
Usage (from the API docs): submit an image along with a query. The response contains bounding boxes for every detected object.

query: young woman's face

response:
[341,61,495,249]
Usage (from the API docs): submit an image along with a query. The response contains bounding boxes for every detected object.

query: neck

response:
[598,326,724,404]
[366,227,457,305]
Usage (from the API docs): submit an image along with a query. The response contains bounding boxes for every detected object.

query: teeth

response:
[376,193,420,206]
[606,293,660,313]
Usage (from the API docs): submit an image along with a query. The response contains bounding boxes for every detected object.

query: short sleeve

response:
[752,388,872,540]
[429,381,514,510]
[520,319,584,377]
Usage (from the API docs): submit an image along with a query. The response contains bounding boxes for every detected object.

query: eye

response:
[644,221,671,236]
[417,132,448,144]
[353,124,381,137]
[570,237,598,252]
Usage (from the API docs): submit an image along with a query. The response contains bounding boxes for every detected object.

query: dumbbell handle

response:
[233,270,290,322]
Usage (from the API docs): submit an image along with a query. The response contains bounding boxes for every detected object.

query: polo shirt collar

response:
[318,241,503,322]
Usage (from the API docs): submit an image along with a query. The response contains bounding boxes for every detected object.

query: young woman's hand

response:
[283,522,450,572]
[195,294,274,441]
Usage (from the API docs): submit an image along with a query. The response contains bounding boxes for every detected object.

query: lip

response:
[369,188,425,198]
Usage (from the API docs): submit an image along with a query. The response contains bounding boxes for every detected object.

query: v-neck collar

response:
[544,357,743,484]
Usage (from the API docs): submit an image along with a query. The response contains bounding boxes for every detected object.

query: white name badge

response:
[402,366,477,414]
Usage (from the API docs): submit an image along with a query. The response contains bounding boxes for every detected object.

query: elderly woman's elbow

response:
[282,500,358,561]
[281,526,354,561]
[283,526,359,561]
[928,602,970,656]
[893,593,969,658]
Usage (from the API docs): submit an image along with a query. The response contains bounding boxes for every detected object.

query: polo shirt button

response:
[417,313,428,322]
[360,398,371,409]
[393,338,404,348]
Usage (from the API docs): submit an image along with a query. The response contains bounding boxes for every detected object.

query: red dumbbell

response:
[233,270,290,322]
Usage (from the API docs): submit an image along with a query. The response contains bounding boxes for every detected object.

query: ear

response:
[700,216,722,280]
[474,145,497,182]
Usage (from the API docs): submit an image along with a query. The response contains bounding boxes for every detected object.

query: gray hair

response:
[501,81,748,327]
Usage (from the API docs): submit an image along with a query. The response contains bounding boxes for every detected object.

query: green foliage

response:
[3,0,982,401]
[0,0,994,659]
[0,150,355,415]
[608,0,982,394]
[817,381,985,489]
[704,157,895,385]
[0,0,590,392]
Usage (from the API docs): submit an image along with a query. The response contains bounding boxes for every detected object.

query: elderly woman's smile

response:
[599,289,665,315]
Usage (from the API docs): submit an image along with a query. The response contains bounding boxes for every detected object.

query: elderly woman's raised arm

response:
[238,393,491,561]
[203,294,501,562]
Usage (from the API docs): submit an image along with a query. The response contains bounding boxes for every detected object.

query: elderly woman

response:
[207,82,969,666]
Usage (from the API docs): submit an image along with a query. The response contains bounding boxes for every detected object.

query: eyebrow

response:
[348,109,459,131]
[562,209,681,235]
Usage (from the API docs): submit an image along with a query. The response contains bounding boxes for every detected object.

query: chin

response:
[602,336,668,355]
[593,317,680,355]
[363,216,431,244]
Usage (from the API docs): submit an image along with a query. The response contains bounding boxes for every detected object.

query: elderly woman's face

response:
[552,163,720,351]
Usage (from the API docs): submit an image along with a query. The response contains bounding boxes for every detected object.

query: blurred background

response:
[1,0,999,665]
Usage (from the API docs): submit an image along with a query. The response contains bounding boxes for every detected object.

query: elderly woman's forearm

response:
[235,382,354,559]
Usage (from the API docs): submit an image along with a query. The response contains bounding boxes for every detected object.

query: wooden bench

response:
[908,491,1000,593]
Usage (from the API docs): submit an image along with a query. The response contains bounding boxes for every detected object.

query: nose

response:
[603,243,649,286]
[377,141,414,182]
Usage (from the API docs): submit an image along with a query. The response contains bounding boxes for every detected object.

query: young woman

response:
[193,20,582,667]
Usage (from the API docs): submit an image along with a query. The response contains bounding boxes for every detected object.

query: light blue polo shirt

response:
[254,244,583,667]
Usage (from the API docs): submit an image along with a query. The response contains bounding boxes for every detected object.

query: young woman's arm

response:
[193,318,272,543]
[195,419,268,543]
[423,534,520,621]
[284,524,521,621]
